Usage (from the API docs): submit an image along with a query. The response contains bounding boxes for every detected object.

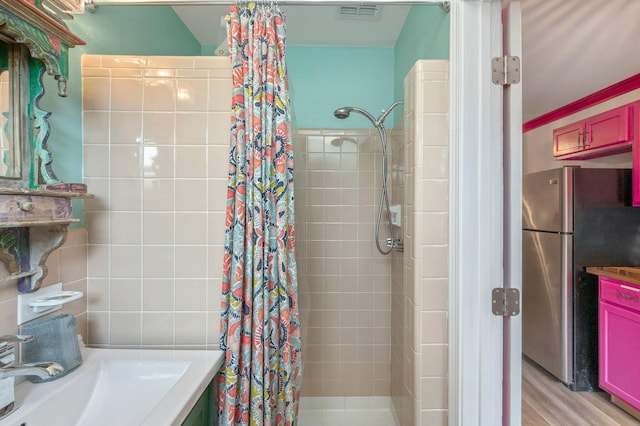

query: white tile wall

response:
[296,129,393,397]
[82,55,231,349]
[392,60,450,426]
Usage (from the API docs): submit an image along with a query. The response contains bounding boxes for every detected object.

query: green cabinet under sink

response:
[182,379,217,426]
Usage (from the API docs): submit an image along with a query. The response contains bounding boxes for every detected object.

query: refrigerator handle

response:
[562,167,574,233]
[561,233,573,384]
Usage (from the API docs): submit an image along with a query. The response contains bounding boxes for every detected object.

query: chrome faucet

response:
[0,335,64,420]
[0,362,64,380]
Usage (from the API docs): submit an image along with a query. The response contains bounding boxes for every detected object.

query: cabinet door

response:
[634,103,640,206]
[585,105,632,150]
[553,121,584,157]
[182,382,213,426]
[599,298,640,411]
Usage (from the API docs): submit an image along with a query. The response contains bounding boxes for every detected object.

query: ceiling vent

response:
[337,5,382,20]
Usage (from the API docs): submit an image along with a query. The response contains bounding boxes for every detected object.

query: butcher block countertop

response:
[586,266,640,286]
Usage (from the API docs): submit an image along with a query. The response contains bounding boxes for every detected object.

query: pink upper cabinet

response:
[553,104,633,160]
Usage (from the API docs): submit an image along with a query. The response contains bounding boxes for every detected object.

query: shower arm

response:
[376,100,404,127]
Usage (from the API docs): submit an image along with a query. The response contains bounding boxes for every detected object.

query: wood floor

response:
[523,357,640,425]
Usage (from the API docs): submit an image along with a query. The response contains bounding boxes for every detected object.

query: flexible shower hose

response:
[374,123,394,256]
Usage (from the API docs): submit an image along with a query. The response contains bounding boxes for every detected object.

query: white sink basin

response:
[0,347,223,426]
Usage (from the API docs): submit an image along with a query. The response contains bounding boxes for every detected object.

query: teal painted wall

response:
[394,5,450,102]
[287,46,395,129]
[41,6,200,190]
[288,6,449,130]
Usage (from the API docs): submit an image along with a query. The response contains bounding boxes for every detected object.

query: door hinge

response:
[492,288,520,317]
[492,56,521,86]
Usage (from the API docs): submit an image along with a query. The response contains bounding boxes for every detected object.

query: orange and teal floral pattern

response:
[218,4,302,426]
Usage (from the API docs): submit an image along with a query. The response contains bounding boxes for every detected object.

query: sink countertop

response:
[586,266,640,286]
[0,347,224,426]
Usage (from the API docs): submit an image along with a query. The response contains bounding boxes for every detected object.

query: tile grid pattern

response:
[82,55,232,349]
[390,120,406,426]
[296,129,393,397]
[393,60,450,426]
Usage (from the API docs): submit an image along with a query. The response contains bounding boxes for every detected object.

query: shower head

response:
[333,106,378,126]
[333,107,352,119]
[333,101,404,128]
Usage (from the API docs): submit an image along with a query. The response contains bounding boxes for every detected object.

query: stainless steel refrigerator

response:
[522,166,640,391]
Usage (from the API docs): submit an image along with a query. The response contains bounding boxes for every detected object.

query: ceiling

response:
[172,5,411,48]
[173,0,640,122]
[521,0,640,121]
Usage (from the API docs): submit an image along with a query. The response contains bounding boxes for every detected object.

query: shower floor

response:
[297,409,396,426]
[297,397,398,426]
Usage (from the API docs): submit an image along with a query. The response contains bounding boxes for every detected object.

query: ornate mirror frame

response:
[0,0,84,188]
[0,1,87,293]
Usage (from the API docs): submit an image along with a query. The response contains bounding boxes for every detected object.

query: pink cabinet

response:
[553,121,584,157]
[553,104,633,160]
[633,105,640,206]
[599,277,640,411]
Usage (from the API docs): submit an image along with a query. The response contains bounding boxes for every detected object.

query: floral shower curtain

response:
[218,3,302,426]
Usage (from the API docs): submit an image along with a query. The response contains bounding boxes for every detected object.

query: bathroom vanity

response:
[0,347,224,425]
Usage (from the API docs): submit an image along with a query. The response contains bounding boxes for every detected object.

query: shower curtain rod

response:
[89,0,449,9]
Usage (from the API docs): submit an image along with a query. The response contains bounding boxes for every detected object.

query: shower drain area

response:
[298,397,398,426]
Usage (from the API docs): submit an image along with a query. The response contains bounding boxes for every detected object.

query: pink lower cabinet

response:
[599,277,640,412]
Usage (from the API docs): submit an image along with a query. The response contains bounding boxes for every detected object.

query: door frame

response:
[502,1,523,424]
[449,0,518,424]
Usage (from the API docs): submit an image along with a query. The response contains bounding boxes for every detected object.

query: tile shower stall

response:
[81,56,449,425]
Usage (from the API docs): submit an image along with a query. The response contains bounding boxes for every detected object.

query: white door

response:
[449,0,522,425]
